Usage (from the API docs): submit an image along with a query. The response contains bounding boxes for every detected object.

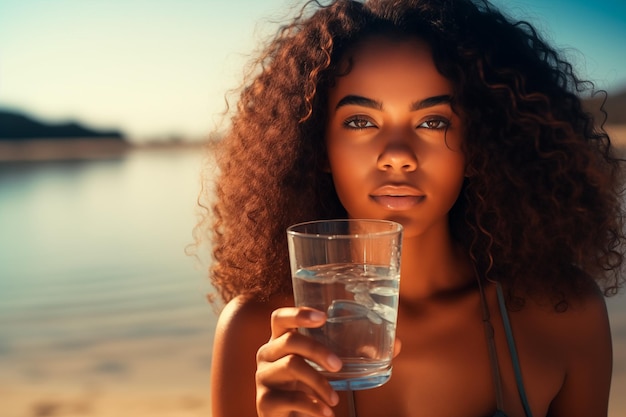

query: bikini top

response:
[480,281,534,417]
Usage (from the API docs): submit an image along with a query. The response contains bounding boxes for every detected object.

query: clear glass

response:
[287,219,403,390]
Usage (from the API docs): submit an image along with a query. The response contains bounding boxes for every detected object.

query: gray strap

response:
[477,277,506,410]
[347,389,357,417]
[496,282,533,417]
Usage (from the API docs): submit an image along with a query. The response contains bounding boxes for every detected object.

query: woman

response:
[198,1,625,416]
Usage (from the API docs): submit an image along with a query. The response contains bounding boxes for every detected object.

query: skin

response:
[210,37,613,417]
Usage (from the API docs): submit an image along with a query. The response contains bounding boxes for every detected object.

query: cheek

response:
[327,147,370,208]
[431,155,466,202]
[329,156,360,192]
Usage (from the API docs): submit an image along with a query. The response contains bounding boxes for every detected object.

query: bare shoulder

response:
[524,282,611,348]
[514,282,612,416]
[214,295,277,342]
[210,294,289,417]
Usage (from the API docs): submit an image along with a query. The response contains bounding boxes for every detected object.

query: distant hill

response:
[583,88,626,125]
[0,109,126,141]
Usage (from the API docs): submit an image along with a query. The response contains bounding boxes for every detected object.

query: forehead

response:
[329,36,453,101]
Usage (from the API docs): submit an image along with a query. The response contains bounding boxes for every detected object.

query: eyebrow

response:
[410,95,452,111]
[335,95,382,110]
[334,94,452,111]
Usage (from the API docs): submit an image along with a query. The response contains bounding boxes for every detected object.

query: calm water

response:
[0,147,213,361]
[0,146,624,413]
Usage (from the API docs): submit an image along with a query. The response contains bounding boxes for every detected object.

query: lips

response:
[370,185,425,210]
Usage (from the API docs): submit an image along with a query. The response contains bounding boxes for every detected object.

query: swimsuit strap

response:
[347,389,357,417]
[477,277,506,410]
[495,282,533,417]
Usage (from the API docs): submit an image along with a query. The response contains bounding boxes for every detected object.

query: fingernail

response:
[329,390,339,406]
[327,354,342,371]
[308,310,325,321]
[322,404,334,416]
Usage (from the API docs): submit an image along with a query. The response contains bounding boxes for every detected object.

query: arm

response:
[210,296,271,417]
[547,287,613,417]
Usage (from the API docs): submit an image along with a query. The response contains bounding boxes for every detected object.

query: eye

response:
[344,116,376,130]
[418,118,449,130]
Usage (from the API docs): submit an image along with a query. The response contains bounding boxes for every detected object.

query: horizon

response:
[1,0,625,142]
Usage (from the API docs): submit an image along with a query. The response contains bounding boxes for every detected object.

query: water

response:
[0,147,216,403]
[293,263,400,390]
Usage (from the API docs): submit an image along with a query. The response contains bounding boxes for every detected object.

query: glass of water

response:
[286,219,403,390]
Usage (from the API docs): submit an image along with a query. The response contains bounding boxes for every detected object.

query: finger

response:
[270,307,327,339]
[258,330,342,373]
[393,337,402,358]
[257,388,336,417]
[256,353,340,406]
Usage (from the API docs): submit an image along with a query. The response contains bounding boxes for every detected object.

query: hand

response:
[255,307,343,417]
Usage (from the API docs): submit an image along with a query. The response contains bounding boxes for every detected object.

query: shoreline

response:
[0,125,624,163]
[0,138,209,163]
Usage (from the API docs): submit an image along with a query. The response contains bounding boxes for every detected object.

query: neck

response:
[399,230,474,302]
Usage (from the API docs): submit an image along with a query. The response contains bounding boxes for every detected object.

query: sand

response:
[0,334,213,417]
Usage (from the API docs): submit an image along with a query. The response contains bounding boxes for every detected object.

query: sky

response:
[0,0,625,142]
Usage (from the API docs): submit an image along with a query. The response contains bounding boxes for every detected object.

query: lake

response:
[0,145,624,416]
[0,146,216,416]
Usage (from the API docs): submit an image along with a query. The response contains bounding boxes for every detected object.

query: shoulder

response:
[527,282,610,347]
[214,295,276,339]
[213,292,294,339]
[212,295,281,374]
[210,294,291,417]
[516,282,611,361]
[513,283,612,416]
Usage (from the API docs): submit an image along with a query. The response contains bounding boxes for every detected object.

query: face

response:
[325,36,466,239]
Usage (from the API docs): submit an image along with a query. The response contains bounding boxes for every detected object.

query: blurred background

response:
[0,1,624,416]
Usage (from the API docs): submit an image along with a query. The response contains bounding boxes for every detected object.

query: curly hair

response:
[196,0,626,306]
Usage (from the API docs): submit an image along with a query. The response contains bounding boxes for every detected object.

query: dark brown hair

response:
[195,0,625,306]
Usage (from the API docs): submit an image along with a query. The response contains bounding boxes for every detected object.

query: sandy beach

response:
[0,332,215,417]
[2,126,626,417]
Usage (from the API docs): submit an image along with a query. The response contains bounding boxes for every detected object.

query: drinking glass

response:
[287,219,403,390]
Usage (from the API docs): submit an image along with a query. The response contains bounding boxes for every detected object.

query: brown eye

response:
[344,117,376,129]
[418,118,449,130]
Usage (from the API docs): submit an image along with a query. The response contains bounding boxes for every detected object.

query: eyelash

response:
[344,116,375,130]
[343,116,450,130]
[418,118,450,130]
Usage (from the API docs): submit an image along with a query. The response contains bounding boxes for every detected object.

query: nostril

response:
[377,147,418,171]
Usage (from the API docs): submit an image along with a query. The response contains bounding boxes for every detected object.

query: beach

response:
[0,334,215,417]
[1,129,626,417]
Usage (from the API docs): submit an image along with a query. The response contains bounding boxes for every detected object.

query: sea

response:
[0,145,624,415]
[0,146,218,413]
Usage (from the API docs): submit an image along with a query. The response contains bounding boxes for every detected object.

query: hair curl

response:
[195,0,626,306]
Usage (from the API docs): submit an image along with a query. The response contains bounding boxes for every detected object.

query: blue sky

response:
[0,0,624,141]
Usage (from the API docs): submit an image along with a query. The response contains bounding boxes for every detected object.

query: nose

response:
[377,142,418,172]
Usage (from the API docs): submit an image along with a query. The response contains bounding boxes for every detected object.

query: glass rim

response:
[286,218,403,239]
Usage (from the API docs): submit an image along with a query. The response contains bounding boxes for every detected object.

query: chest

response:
[333,298,563,417]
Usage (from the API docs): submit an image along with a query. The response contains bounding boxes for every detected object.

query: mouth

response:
[370,185,425,210]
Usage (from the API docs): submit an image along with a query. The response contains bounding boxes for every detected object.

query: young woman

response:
[197,1,625,416]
